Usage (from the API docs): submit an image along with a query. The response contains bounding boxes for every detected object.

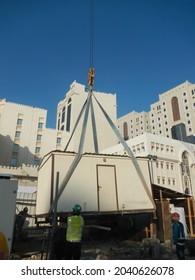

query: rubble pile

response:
[10,237,181,260]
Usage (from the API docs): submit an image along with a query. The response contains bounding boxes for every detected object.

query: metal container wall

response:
[36,151,154,215]
[0,179,18,252]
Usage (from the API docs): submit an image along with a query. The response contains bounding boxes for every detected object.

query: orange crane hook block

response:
[88,67,95,91]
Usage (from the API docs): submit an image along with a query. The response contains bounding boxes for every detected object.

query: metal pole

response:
[90,97,99,153]
[49,91,93,213]
[187,197,193,236]
[64,99,88,151]
[52,171,59,234]
[48,171,59,260]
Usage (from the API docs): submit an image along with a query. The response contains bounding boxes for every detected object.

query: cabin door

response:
[97,165,118,212]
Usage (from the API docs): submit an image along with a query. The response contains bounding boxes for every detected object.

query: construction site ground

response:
[10,228,195,260]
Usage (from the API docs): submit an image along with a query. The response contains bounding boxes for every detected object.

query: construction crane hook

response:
[88,67,95,92]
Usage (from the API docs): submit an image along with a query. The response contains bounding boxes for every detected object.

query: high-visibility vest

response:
[0,232,9,260]
[66,215,84,242]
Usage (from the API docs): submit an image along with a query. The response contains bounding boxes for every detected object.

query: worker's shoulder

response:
[173,221,184,229]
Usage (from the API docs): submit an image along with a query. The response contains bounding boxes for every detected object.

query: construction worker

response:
[65,204,84,260]
[0,231,9,260]
[15,207,33,241]
[171,212,186,259]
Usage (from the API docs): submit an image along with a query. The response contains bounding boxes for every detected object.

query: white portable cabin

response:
[36,151,155,216]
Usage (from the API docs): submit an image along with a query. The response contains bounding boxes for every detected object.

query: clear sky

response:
[1,0,195,128]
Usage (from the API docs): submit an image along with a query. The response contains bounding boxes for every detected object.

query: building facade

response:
[102,132,195,237]
[0,81,117,170]
[102,132,195,197]
[118,80,195,143]
[0,99,67,168]
[56,81,118,153]
[117,110,151,140]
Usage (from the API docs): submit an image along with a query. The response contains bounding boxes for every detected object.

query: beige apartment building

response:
[102,132,195,197]
[56,81,118,153]
[0,81,117,171]
[118,80,195,143]
[0,99,66,168]
[117,110,151,140]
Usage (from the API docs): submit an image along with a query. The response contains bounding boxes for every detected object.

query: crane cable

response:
[89,0,94,68]
[88,0,95,92]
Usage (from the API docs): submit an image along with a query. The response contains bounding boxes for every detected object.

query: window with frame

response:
[57,118,60,131]
[56,137,61,144]
[36,134,42,142]
[10,157,17,166]
[15,131,21,138]
[181,151,191,194]
[61,106,65,123]
[162,177,165,184]
[123,122,129,140]
[17,118,23,126]
[13,143,19,152]
[35,147,41,154]
[66,98,72,132]
[61,124,64,131]
[38,122,43,129]
[171,96,181,121]
[34,159,40,166]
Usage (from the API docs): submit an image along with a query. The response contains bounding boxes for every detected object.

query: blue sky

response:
[1,0,195,128]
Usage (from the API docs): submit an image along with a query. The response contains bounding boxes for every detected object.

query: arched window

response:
[123,122,129,140]
[171,97,181,121]
[57,113,61,130]
[66,98,72,132]
[61,107,65,123]
[181,151,191,194]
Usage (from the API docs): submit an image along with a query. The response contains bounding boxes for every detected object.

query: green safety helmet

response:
[72,204,81,214]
